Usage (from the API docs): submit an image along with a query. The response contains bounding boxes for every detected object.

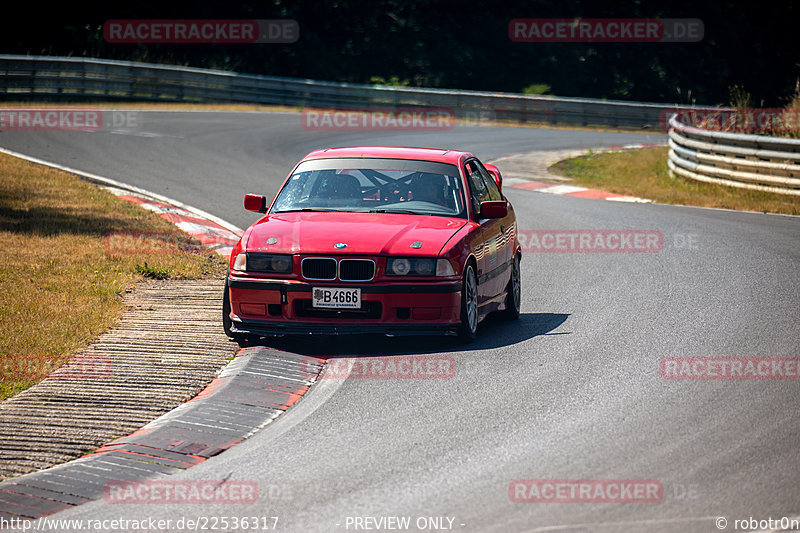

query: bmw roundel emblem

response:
[334,242,347,249]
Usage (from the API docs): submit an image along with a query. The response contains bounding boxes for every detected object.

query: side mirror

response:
[484,164,502,191]
[480,200,507,219]
[244,194,267,213]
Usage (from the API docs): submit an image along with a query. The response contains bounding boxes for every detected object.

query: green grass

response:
[0,153,229,400]
[552,147,800,215]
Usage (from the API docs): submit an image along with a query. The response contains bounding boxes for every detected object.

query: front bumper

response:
[227,276,462,337]
[229,319,459,337]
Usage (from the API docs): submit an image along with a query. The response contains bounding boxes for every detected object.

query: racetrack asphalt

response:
[1,111,798,532]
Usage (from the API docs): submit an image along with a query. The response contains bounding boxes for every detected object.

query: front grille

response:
[294,300,382,319]
[302,258,337,280]
[339,259,375,281]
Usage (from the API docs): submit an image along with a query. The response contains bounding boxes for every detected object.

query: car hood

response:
[246,212,467,256]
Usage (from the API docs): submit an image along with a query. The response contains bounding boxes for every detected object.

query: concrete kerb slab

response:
[0,348,325,520]
[0,150,328,521]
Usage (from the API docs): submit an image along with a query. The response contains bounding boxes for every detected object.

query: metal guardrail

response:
[667,115,800,196]
[1,54,679,129]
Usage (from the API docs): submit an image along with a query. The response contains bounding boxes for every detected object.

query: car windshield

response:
[271,158,467,218]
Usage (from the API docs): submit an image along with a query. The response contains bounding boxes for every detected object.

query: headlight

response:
[386,257,439,276]
[269,255,292,273]
[388,258,411,275]
[233,253,246,271]
[238,253,293,273]
[415,258,435,276]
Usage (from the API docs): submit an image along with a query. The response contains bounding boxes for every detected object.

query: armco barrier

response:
[668,115,800,196]
[2,54,673,129]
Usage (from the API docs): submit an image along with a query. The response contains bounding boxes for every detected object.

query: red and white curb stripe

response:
[105,187,241,256]
[0,147,243,257]
[496,143,664,204]
[503,179,651,203]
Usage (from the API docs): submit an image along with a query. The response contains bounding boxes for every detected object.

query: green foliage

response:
[728,85,753,109]
[521,83,552,95]
[135,263,171,280]
[369,76,410,87]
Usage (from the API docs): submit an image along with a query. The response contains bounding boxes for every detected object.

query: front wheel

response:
[222,276,242,339]
[502,254,521,320]
[458,264,478,343]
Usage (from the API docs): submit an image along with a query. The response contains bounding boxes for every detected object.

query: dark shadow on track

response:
[232,312,569,357]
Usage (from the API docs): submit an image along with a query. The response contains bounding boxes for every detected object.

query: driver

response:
[316,170,363,207]
[409,173,449,207]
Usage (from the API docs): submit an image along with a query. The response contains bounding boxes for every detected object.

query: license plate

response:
[312,287,361,309]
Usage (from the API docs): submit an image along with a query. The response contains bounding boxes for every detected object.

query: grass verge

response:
[552,147,800,215]
[0,153,228,400]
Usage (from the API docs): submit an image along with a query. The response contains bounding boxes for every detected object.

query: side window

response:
[475,161,502,201]
[465,161,488,215]
[465,159,503,217]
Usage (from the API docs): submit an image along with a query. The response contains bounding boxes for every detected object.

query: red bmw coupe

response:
[224,147,521,342]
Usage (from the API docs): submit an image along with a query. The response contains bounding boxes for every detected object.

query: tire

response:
[222,276,241,339]
[502,254,521,320]
[458,264,479,343]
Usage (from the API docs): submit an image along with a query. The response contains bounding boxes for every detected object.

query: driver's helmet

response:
[316,171,362,206]
[409,173,448,206]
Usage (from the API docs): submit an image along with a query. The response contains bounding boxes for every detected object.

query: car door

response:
[473,158,514,273]
[464,159,506,304]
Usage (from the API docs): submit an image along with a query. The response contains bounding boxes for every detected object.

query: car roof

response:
[301,146,474,165]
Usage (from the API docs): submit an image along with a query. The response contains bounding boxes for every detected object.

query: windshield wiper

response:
[371,209,432,215]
